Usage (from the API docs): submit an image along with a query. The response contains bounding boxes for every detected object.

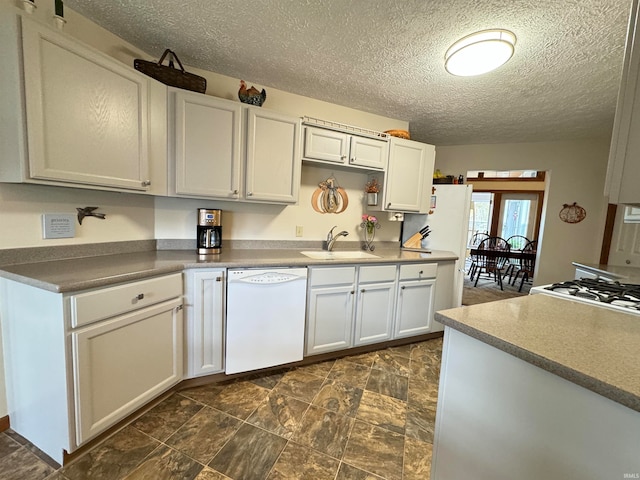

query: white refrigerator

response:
[401,184,473,308]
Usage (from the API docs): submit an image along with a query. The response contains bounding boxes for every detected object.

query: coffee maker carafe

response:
[197,208,222,255]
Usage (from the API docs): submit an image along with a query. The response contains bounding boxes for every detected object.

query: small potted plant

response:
[365,179,380,206]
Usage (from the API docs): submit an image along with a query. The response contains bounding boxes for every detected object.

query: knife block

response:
[402,232,423,249]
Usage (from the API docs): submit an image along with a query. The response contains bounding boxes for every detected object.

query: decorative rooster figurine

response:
[238,80,266,106]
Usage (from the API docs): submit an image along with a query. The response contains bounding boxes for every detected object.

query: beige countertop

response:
[572,261,640,283]
[435,294,640,413]
[0,247,457,293]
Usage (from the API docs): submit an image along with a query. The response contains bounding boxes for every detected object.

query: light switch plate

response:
[42,214,76,239]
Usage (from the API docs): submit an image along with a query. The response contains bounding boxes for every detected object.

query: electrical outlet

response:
[295,225,303,237]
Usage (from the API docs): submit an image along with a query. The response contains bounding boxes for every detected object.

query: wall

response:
[435,140,611,285]
[155,163,402,244]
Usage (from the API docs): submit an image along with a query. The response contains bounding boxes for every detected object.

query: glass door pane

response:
[498,193,538,240]
[468,192,493,245]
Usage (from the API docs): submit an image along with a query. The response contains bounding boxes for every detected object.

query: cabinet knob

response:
[360,288,365,293]
[216,277,222,282]
[350,290,355,295]
[341,155,347,160]
[141,180,151,187]
[401,285,406,290]
[232,189,239,195]
[247,192,253,196]
[387,202,391,208]
[350,157,355,163]
[135,293,144,300]
[419,270,424,275]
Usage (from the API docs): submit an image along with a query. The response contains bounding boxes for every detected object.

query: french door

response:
[497,193,539,240]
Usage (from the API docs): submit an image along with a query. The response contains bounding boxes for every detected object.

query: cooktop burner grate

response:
[544,278,640,309]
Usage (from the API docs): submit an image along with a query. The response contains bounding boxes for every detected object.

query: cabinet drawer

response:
[399,263,437,280]
[359,265,397,283]
[310,266,355,286]
[69,273,182,328]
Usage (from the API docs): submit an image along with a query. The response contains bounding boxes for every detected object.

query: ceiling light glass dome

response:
[445,29,516,76]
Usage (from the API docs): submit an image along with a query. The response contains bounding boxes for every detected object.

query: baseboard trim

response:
[0,415,9,432]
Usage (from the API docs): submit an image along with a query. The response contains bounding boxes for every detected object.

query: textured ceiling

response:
[65,0,632,145]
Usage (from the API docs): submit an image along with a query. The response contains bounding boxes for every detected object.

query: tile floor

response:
[0,337,443,480]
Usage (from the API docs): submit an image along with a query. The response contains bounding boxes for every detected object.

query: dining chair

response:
[472,237,510,290]
[467,232,490,279]
[503,235,530,283]
[511,240,537,292]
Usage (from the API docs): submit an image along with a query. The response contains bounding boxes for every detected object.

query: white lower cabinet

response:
[72,298,183,444]
[306,264,398,355]
[184,269,225,377]
[394,263,437,338]
[353,265,397,346]
[306,262,441,356]
[0,273,183,464]
[306,266,356,355]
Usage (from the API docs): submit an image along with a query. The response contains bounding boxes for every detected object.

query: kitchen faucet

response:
[324,226,349,251]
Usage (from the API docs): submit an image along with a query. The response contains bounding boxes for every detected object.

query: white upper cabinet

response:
[605,0,640,206]
[303,127,349,164]
[245,107,301,203]
[169,89,301,204]
[382,137,435,213]
[303,126,388,171]
[170,89,242,199]
[0,14,151,191]
[349,136,389,169]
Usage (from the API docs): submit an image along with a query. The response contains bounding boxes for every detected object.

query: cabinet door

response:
[71,298,183,445]
[354,281,396,346]
[606,0,640,205]
[306,285,355,355]
[184,269,225,378]
[384,138,434,212]
[171,89,242,198]
[303,127,349,164]
[349,136,388,170]
[394,278,436,338]
[21,17,150,191]
[245,108,301,203]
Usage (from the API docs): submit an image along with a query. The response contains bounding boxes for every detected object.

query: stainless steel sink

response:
[300,250,380,260]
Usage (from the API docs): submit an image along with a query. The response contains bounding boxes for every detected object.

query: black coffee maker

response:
[197,208,222,255]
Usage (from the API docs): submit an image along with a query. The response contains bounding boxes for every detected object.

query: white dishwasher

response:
[226,267,308,374]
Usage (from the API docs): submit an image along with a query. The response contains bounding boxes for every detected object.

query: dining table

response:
[468,247,537,289]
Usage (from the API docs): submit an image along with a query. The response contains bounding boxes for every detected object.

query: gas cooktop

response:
[530,278,640,315]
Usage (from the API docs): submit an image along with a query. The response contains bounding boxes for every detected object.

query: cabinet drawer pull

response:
[136,293,144,300]
[216,277,222,282]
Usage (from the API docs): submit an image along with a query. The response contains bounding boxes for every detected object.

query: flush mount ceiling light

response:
[445,29,516,76]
